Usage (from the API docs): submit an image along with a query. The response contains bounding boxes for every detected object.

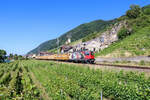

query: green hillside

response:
[95,5,150,57]
[95,26,150,57]
[28,19,116,54]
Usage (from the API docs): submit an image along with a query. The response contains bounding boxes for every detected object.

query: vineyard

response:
[0,60,150,100]
[0,61,41,100]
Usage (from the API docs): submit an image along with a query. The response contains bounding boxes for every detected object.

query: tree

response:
[126,5,141,19]
[18,55,23,60]
[9,53,13,59]
[0,49,7,63]
[14,54,18,60]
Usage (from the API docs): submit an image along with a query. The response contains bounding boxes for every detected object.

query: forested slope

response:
[28,19,116,54]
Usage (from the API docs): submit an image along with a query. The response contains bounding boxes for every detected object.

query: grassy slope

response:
[95,26,150,57]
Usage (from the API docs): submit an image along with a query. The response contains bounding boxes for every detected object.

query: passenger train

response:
[35,50,95,64]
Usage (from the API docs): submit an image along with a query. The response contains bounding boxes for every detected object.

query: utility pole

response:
[57,37,59,54]
[67,34,71,44]
[56,36,59,62]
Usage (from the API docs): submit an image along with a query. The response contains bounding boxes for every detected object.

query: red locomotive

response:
[69,50,95,64]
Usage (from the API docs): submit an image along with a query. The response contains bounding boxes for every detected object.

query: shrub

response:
[140,60,145,65]
[118,27,130,40]
[82,38,86,42]
[134,15,150,28]
[115,61,119,63]
[143,8,150,15]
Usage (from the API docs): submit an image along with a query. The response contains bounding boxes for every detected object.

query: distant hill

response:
[28,19,116,54]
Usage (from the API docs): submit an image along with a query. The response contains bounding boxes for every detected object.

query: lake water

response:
[5,59,11,63]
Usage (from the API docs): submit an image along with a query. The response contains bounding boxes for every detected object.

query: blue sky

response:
[0,0,150,55]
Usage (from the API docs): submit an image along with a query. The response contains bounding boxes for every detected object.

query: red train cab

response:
[81,51,95,64]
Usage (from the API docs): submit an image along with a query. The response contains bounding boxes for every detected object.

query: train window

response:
[85,52,89,55]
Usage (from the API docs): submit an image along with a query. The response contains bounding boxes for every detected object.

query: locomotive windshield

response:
[85,51,90,55]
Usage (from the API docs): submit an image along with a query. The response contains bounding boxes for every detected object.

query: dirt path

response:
[30,71,51,100]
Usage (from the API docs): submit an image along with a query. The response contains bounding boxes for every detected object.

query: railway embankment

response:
[96,56,150,62]
[95,56,150,67]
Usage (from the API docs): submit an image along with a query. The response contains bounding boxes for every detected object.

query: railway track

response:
[37,59,150,71]
[56,61,150,71]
